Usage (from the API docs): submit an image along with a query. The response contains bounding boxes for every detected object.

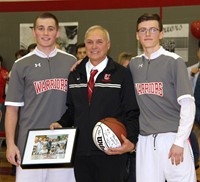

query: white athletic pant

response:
[16,166,75,182]
[136,133,196,182]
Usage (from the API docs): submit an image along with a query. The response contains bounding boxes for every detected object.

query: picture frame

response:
[21,127,77,169]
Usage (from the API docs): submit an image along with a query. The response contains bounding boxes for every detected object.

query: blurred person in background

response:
[118,52,133,68]
[27,43,37,53]
[0,55,9,130]
[76,43,86,61]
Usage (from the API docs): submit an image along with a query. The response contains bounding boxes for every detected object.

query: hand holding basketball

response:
[93,117,128,151]
[105,134,135,155]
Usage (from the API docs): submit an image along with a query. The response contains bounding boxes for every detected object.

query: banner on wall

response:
[137,23,189,62]
[20,22,78,56]
[162,24,189,62]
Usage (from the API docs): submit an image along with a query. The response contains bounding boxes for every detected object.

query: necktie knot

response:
[90,69,98,77]
[88,69,98,104]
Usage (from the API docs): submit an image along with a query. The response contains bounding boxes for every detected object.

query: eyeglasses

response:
[137,27,160,34]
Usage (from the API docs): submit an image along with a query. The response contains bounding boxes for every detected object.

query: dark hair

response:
[15,49,28,59]
[27,43,37,53]
[76,43,85,54]
[136,13,163,32]
[33,12,59,30]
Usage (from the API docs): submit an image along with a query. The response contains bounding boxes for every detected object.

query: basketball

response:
[92,117,127,151]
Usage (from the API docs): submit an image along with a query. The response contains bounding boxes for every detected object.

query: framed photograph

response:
[21,128,77,169]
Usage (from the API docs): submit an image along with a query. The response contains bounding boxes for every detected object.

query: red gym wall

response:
[0,0,200,12]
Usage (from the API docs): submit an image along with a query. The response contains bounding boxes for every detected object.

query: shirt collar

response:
[143,46,165,60]
[33,47,58,58]
[86,57,108,81]
[86,57,108,74]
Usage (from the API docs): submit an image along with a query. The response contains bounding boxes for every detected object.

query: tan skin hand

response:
[50,122,63,130]
[6,144,21,166]
[191,67,199,75]
[168,144,184,165]
[105,134,135,155]
[70,60,81,72]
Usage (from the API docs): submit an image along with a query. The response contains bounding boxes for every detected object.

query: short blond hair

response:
[118,52,133,65]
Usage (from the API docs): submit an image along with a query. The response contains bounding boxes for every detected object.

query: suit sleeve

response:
[121,68,140,145]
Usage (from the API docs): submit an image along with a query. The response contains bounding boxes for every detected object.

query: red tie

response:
[88,69,98,104]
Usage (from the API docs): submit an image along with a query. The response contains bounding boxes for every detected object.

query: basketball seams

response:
[101,118,127,140]
[101,122,122,147]
[102,118,126,130]
[93,122,109,151]
[102,120,123,143]
[93,121,122,151]
[98,123,109,149]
